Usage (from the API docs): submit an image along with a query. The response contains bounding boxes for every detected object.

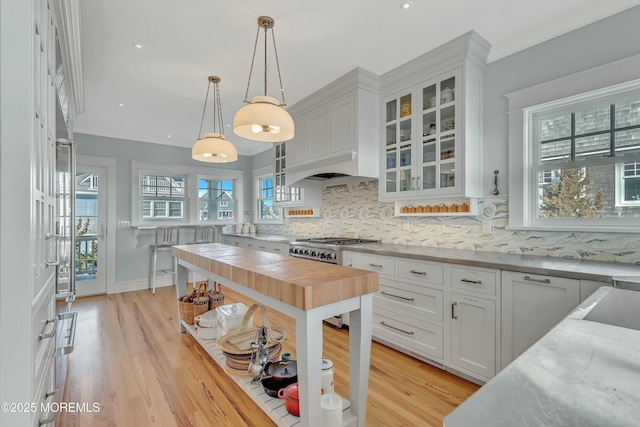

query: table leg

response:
[349,294,373,426]
[296,309,324,427]
[176,261,187,332]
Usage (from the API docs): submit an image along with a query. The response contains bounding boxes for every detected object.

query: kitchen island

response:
[171,243,378,427]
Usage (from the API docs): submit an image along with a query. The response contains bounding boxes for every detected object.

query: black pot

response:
[261,360,297,397]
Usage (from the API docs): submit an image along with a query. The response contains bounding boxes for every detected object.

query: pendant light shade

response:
[192,76,238,163]
[233,16,294,143]
[192,133,238,163]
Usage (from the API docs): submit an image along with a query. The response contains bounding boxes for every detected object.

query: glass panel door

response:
[384,92,413,195]
[74,165,107,296]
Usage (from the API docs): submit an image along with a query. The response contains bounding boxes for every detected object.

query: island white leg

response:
[296,309,324,427]
[349,294,373,426]
[175,261,187,332]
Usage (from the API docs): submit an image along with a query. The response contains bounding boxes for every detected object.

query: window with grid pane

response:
[258,176,281,221]
[141,175,186,220]
[198,178,236,221]
[530,86,640,225]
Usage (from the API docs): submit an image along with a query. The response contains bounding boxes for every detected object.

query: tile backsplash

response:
[257,180,640,264]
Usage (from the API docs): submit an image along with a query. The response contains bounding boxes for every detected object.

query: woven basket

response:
[217,304,288,355]
[208,281,225,310]
[179,283,210,325]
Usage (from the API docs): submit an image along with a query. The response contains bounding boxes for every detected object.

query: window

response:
[141,174,186,220]
[507,55,640,232]
[198,178,236,220]
[257,176,282,222]
[131,161,244,226]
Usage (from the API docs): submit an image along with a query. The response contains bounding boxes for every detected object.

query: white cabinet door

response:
[501,271,580,369]
[450,292,496,380]
[580,279,610,302]
[305,106,329,161]
[329,93,356,155]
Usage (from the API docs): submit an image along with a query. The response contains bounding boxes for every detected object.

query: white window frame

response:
[507,53,640,233]
[140,174,188,221]
[253,166,283,224]
[616,161,640,206]
[197,176,237,222]
[131,160,243,226]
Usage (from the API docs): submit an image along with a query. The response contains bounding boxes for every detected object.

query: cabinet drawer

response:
[375,280,443,323]
[450,266,498,296]
[397,259,444,286]
[255,242,288,255]
[358,254,395,278]
[32,353,56,427]
[373,311,443,360]
[32,291,56,382]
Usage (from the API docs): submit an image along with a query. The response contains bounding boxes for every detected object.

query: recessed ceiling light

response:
[400,1,413,9]
[119,103,124,107]
[167,134,171,138]
[132,42,145,49]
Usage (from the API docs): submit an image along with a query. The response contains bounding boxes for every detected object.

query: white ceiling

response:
[73,0,640,157]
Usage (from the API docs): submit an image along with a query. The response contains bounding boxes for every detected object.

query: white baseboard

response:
[109,274,174,294]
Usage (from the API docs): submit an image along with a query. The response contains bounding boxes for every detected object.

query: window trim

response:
[507,53,640,233]
[131,160,243,226]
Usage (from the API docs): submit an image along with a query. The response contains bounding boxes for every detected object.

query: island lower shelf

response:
[181,320,357,427]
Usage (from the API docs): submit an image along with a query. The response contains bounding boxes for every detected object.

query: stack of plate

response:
[223,343,282,377]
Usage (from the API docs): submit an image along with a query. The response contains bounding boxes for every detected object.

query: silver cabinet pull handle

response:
[380,321,414,335]
[45,389,58,399]
[369,263,383,268]
[416,176,421,190]
[461,278,482,285]
[380,291,414,302]
[273,248,280,252]
[39,317,58,340]
[39,417,55,426]
[410,270,426,275]
[55,311,77,356]
[524,276,551,284]
[452,302,458,319]
[258,245,266,249]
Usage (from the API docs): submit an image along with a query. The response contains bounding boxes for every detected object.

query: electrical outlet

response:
[117,220,131,228]
[482,220,492,234]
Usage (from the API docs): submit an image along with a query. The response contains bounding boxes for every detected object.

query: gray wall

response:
[483,5,640,195]
[75,133,253,284]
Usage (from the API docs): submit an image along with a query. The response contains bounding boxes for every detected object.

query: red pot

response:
[278,383,300,416]
[277,383,324,417]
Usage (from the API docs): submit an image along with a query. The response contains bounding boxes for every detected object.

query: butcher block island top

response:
[172,243,378,310]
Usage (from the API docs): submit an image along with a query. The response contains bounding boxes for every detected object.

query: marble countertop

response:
[444,288,640,427]
[220,233,638,283]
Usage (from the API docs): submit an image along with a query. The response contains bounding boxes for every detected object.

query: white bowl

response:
[195,310,217,327]
[196,322,217,340]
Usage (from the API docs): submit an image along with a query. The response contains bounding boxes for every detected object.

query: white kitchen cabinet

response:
[283,68,380,185]
[580,279,611,302]
[501,271,580,369]
[221,236,288,256]
[449,292,496,380]
[378,31,490,202]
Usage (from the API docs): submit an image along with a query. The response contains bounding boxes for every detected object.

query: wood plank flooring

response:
[58,285,478,426]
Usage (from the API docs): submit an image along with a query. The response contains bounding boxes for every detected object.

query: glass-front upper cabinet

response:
[381,69,462,200]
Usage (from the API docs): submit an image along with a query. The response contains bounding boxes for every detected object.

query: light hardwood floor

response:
[58,285,478,426]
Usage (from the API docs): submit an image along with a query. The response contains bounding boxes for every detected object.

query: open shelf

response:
[180,321,357,427]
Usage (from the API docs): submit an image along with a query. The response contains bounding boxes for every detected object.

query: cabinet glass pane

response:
[275,144,280,157]
[386,148,396,169]
[423,140,436,163]
[281,144,286,157]
[386,172,396,193]
[441,163,455,188]
[441,105,455,133]
[275,159,281,173]
[440,76,455,104]
[423,84,437,110]
[400,144,412,167]
[386,100,397,122]
[400,94,412,118]
[441,137,455,160]
[386,124,397,145]
[400,169,412,192]
[422,111,436,137]
[423,166,436,189]
[400,119,411,142]
[281,157,285,170]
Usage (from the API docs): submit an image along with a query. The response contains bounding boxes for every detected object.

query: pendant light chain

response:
[243,26,261,103]
[271,27,286,106]
[214,80,225,135]
[197,80,212,140]
[263,26,268,97]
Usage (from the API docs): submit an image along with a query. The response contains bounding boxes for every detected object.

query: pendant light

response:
[233,16,294,143]
[192,76,238,163]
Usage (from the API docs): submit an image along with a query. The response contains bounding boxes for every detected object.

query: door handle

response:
[451,302,458,319]
[524,276,551,284]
